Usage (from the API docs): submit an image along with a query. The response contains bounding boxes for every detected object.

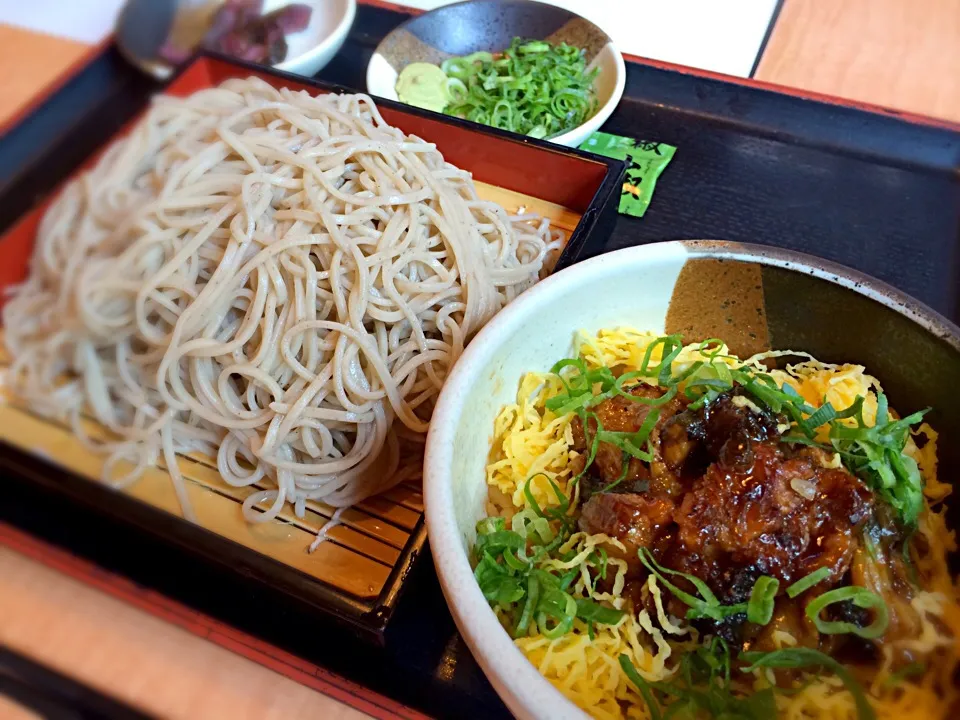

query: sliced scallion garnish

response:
[472,475,623,639]
[621,639,778,720]
[544,334,930,528]
[637,548,747,621]
[785,567,832,598]
[883,661,926,688]
[741,648,875,720]
[805,586,889,639]
[618,655,663,720]
[442,38,598,139]
[746,576,779,625]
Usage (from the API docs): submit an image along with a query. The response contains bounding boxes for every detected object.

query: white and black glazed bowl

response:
[423,240,960,720]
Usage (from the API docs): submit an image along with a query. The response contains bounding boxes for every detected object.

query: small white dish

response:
[116,0,356,80]
[364,0,625,148]
[274,0,356,77]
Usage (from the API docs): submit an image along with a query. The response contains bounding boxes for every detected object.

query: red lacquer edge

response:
[0,522,432,720]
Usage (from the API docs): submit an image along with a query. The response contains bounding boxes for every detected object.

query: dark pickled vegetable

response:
[159,0,312,66]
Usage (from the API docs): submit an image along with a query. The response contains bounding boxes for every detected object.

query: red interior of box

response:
[0,56,610,309]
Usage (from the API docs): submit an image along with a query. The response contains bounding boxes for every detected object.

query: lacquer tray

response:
[0,53,625,641]
[2,4,958,716]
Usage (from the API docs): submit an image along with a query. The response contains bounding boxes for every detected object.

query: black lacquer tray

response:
[1,4,958,719]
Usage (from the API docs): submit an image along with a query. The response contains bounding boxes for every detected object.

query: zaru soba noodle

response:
[3,77,561,525]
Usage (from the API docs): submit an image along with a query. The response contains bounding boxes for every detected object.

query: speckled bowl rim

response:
[373,0,614,62]
[423,240,960,720]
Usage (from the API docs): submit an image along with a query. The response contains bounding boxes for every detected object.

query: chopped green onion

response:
[742,377,793,413]
[781,432,826,447]
[545,361,619,415]
[601,450,634,493]
[684,377,733,396]
[697,338,726,359]
[476,516,504,535]
[883,661,926,688]
[511,508,554,544]
[635,334,685,385]
[827,394,929,526]
[576,597,624,626]
[622,640,778,720]
[618,655,663,720]
[806,586,889,639]
[441,37,598,138]
[519,41,550,53]
[537,589,577,638]
[591,547,609,592]
[746,576,780,625]
[502,548,529,572]
[799,401,838,436]
[636,548,747,622]
[786,567,832,598]
[638,335,678,376]
[876,392,889,425]
[685,602,748,621]
[475,529,525,556]
[558,568,578,591]
[445,77,468,102]
[522,473,571,530]
[670,360,708,387]
[596,406,660,463]
[473,551,507,599]
[639,548,718,603]
[494,576,525,604]
[741,648,875,720]
[614,376,679,407]
[834,396,865,421]
[514,573,540,637]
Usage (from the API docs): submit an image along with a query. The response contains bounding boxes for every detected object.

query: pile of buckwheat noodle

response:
[3,77,561,526]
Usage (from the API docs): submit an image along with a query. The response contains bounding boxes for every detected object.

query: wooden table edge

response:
[0,522,432,720]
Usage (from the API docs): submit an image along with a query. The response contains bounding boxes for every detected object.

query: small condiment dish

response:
[365,0,625,148]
